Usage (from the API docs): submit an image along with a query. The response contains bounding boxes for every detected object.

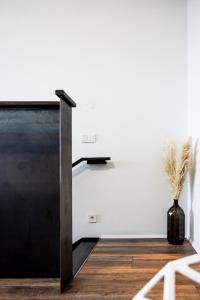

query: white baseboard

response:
[191,240,200,254]
[100,234,167,239]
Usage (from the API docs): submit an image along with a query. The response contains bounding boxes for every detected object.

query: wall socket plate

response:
[81,134,97,143]
[88,214,97,223]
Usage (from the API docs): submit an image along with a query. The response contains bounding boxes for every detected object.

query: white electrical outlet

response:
[88,214,97,223]
[81,134,97,143]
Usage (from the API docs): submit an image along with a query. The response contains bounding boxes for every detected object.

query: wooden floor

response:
[0,239,199,300]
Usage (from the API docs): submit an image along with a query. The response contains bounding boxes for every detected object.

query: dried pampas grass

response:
[164,138,192,199]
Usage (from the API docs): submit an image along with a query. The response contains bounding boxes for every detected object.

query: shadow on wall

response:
[189,139,198,243]
[72,162,115,177]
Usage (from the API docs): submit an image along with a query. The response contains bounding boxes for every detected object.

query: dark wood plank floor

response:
[0,239,199,300]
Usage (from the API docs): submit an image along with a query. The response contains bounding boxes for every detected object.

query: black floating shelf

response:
[72,157,111,168]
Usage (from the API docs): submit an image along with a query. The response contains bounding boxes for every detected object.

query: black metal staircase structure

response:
[0,90,76,292]
[0,89,111,292]
[72,157,111,275]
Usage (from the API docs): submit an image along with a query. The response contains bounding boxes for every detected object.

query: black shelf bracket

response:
[72,157,111,168]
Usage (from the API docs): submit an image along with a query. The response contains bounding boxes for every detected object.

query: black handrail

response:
[72,157,111,168]
[55,90,77,107]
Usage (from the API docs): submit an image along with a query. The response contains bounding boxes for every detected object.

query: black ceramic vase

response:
[167,199,185,245]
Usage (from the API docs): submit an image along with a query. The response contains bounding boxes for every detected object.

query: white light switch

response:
[81,134,97,143]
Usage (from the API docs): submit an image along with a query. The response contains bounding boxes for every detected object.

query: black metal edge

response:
[55,90,76,107]
[72,238,99,277]
[60,98,73,292]
[72,238,84,250]
[83,157,111,161]
[72,238,99,250]
[72,158,84,168]
[72,157,111,168]
[0,101,59,107]
[86,157,111,164]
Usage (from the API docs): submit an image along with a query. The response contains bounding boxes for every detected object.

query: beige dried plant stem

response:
[164,142,177,198]
[164,138,192,200]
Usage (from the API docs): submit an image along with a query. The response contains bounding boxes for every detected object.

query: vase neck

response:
[173,199,179,206]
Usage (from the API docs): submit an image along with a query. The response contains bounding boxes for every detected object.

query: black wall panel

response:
[0,106,60,278]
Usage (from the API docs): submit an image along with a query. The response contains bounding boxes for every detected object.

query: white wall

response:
[0,0,187,241]
[187,0,200,253]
